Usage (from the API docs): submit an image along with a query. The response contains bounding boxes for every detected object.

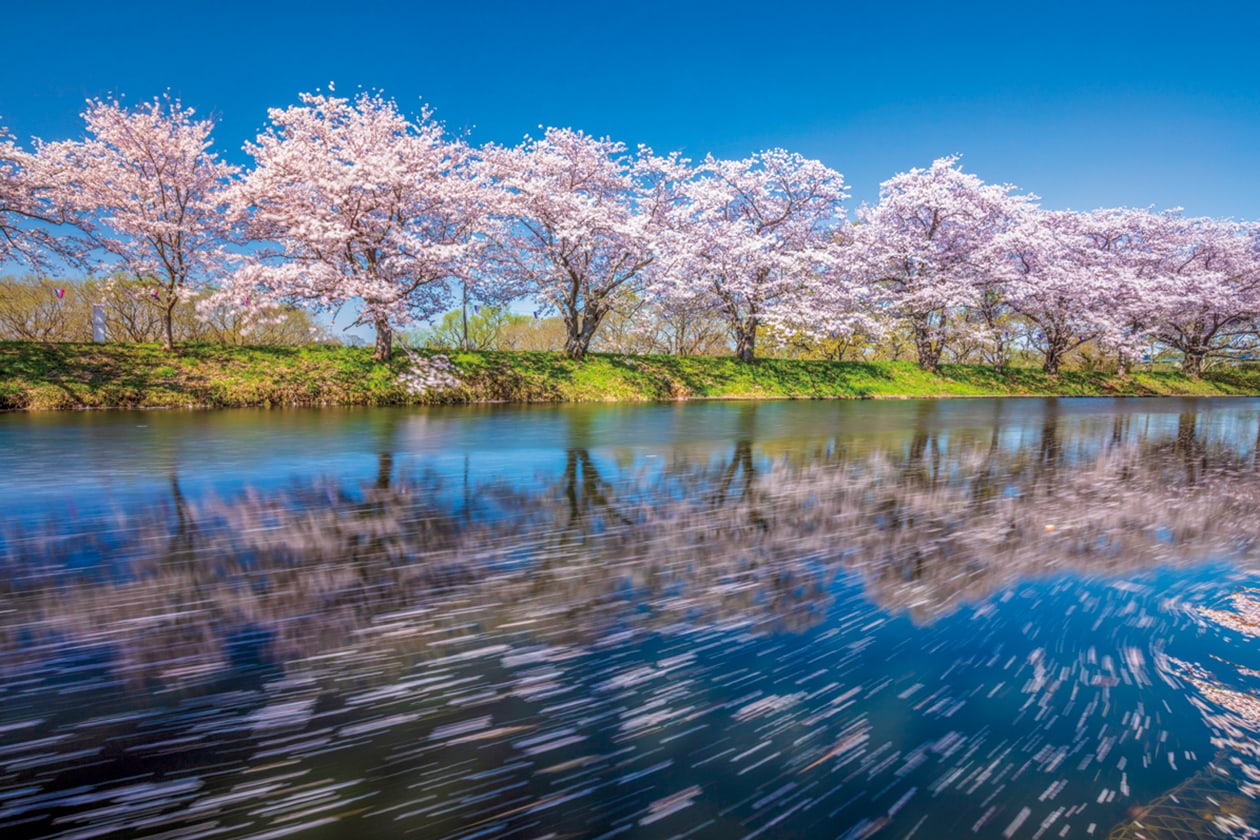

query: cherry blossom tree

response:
[661,150,850,363]
[1069,207,1174,375]
[228,90,487,362]
[851,156,1035,372]
[35,95,237,350]
[0,121,68,268]
[0,126,28,261]
[477,128,683,359]
[1006,207,1224,376]
[1145,215,1260,377]
[1003,209,1119,374]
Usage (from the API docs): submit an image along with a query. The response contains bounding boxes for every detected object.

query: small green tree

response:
[412,306,526,350]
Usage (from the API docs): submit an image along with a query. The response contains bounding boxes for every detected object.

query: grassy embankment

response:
[4,340,1260,410]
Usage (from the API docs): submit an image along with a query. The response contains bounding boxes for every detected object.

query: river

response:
[2,398,1259,839]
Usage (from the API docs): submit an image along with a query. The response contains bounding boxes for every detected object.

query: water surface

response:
[2,398,1260,839]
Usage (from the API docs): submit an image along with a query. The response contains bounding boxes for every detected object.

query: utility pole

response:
[461,281,470,351]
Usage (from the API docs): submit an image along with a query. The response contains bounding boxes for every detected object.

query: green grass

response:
[3,341,1260,410]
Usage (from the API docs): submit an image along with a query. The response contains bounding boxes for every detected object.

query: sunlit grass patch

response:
[4,341,1260,410]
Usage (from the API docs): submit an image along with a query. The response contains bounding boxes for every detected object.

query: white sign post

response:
[92,305,107,342]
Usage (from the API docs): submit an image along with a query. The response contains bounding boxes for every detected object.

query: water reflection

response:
[1,399,1260,838]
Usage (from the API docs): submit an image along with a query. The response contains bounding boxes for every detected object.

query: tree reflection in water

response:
[3,404,1260,681]
[1,401,1260,838]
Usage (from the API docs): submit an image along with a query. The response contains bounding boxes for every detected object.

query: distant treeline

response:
[404,302,1165,371]
[0,276,332,346]
[2,275,1195,374]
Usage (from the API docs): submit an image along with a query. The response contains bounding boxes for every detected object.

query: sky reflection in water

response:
[1,398,1259,839]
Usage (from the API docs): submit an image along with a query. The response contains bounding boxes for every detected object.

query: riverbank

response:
[4,341,1260,410]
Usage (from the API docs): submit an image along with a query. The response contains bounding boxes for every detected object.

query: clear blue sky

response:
[4,0,1258,218]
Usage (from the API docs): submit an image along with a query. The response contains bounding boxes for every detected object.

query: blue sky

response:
[4,0,1258,221]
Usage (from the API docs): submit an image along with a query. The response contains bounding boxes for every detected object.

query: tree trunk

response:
[162,308,175,351]
[1042,337,1066,375]
[161,293,176,351]
[373,317,393,362]
[912,314,942,373]
[1182,349,1205,379]
[1178,321,1211,379]
[563,308,604,360]
[734,316,758,364]
[563,332,587,359]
